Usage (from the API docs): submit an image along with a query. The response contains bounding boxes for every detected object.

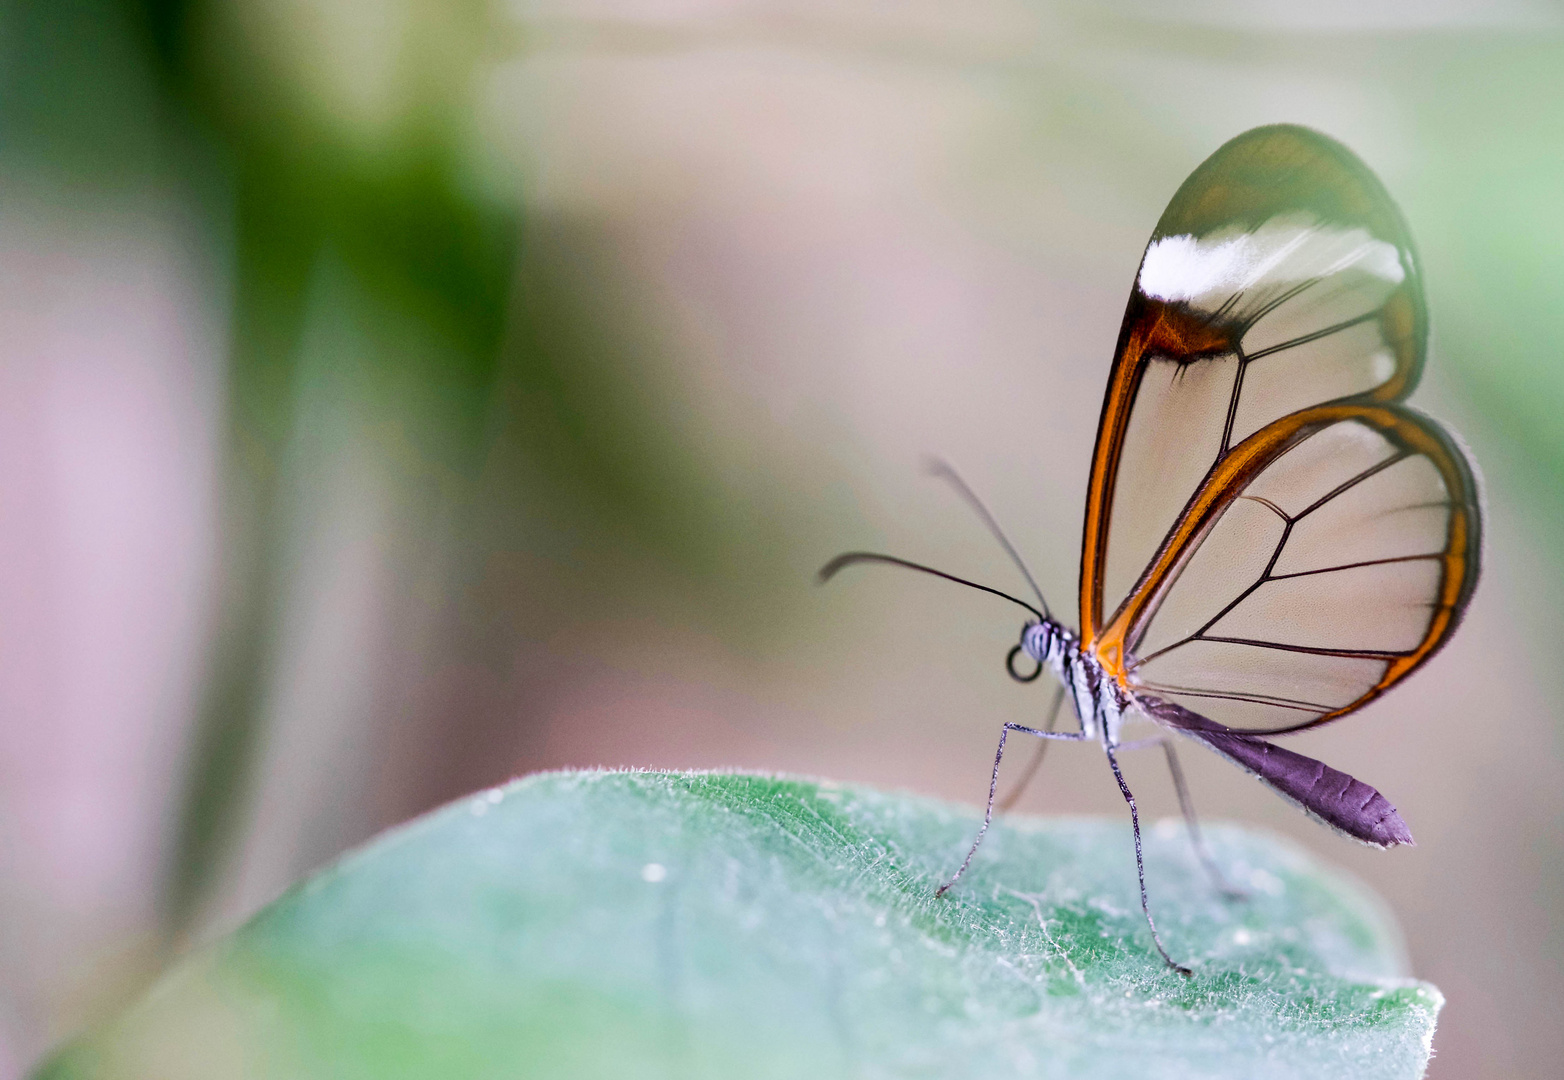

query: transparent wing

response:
[1125,406,1479,733]
[1079,125,1428,646]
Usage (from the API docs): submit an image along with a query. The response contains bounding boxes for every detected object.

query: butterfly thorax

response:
[1020,620,1131,747]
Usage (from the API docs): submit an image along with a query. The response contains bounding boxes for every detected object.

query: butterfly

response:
[822,124,1482,975]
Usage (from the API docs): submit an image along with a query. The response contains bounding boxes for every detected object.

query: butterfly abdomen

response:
[1139,694,1413,848]
[1196,728,1413,848]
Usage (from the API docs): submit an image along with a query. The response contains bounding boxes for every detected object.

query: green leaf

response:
[37,771,1439,1080]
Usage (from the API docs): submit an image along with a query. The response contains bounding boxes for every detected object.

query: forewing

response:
[1079,125,1426,644]
[1123,404,1480,733]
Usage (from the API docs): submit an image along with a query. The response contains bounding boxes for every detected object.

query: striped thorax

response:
[1020,620,1129,748]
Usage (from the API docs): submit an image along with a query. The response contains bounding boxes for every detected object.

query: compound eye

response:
[1006,643,1044,683]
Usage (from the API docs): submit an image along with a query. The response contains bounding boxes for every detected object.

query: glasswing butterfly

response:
[822,124,1482,974]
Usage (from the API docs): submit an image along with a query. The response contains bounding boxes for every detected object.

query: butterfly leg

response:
[997,683,1067,813]
[936,719,1086,898]
[1159,739,1247,900]
[1104,744,1193,976]
[1114,735,1247,899]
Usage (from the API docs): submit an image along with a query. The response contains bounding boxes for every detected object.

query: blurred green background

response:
[0,2,1560,1077]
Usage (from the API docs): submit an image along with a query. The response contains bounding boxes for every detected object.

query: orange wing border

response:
[1077,293,1241,648]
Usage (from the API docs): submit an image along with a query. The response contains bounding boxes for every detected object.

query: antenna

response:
[923,458,1052,619]
[818,552,1043,621]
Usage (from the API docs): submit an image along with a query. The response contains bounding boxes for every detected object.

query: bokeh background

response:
[2,1,1562,1076]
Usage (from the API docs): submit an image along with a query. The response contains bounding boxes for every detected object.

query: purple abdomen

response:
[1138,695,1413,849]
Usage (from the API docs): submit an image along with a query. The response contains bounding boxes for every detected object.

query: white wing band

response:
[1137,216,1404,311]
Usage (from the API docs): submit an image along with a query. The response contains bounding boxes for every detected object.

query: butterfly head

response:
[1009,619,1067,684]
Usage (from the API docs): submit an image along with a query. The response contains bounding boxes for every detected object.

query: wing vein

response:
[1137,683,1330,712]
[1219,345,1249,457]
[1267,552,1445,581]
[1199,635,1407,659]
[1237,275,1322,330]
[1243,308,1381,363]
[1294,449,1411,521]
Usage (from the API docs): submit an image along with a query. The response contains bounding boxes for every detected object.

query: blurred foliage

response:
[125,0,520,938]
[35,771,1440,1079]
[1,0,752,941]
